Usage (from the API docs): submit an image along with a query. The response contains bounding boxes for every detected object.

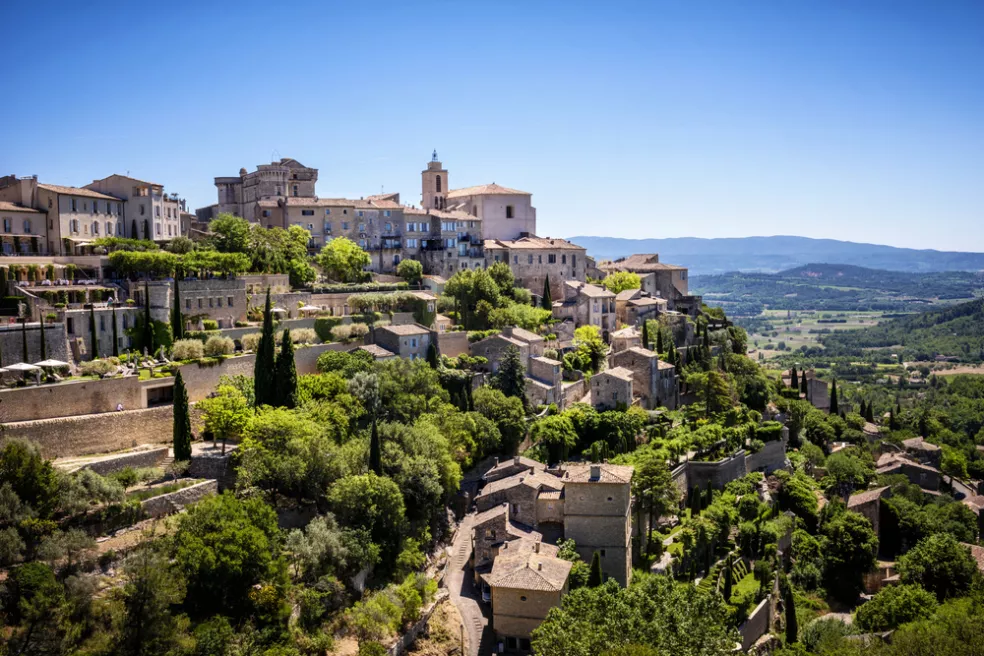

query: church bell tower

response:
[421,150,448,211]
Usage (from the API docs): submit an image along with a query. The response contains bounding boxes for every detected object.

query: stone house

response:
[526,355,563,408]
[61,306,140,361]
[470,333,530,373]
[781,369,830,411]
[552,281,616,338]
[372,323,432,360]
[559,463,634,586]
[847,486,892,540]
[501,326,544,358]
[475,470,564,528]
[85,174,185,241]
[486,538,571,652]
[205,157,318,225]
[472,504,543,579]
[590,367,634,410]
[0,200,46,256]
[615,288,667,327]
[129,278,248,328]
[610,346,678,410]
[875,452,941,491]
[484,456,547,483]
[901,437,942,468]
[610,326,642,354]
[483,236,586,300]
[598,254,701,317]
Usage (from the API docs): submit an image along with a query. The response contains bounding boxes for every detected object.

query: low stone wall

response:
[561,379,586,408]
[686,450,748,491]
[387,590,450,656]
[188,447,237,491]
[0,371,146,423]
[141,479,218,518]
[83,447,168,475]
[0,321,69,366]
[739,596,772,651]
[745,438,788,474]
[438,331,469,358]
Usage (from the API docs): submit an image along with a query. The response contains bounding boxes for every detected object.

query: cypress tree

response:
[656,327,664,354]
[368,419,382,475]
[39,313,47,361]
[89,306,99,359]
[274,328,297,409]
[111,307,119,357]
[829,379,839,415]
[889,409,898,430]
[541,276,552,310]
[722,555,733,601]
[703,327,710,350]
[130,219,138,240]
[172,371,193,461]
[800,375,807,396]
[784,584,798,643]
[588,551,603,587]
[790,366,799,389]
[641,320,650,350]
[254,288,276,406]
[171,274,183,341]
[143,280,154,353]
[21,318,28,362]
[426,341,439,369]
[690,485,702,515]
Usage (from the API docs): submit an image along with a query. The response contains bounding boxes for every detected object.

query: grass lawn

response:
[732,571,758,597]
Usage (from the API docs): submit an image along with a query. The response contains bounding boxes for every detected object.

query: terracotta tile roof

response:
[0,201,42,213]
[962,495,984,514]
[353,344,396,358]
[538,490,562,500]
[37,183,121,201]
[506,327,543,343]
[478,470,564,498]
[625,346,657,359]
[961,543,984,573]
[378,323,430,336]
[568,282,614,299]
[404,207,428,215]
[474,333,526,350]
[863,422,881,436]
[487,542,571,591]
[484,236,585,251]
[561,463,634,484]
[423,274,447,283]
[599,366,635,382]
[485,456,546,480]
[88,173,162,188]
[629,296,665,307]
[431,209,480,221]
[473,503,508,526]
[657,360,676,370]
[599,254,687,273]
[353,198,403,210]
[611,326,640,338]
[447,183,530,198]
[615,289,642,301]
[875,454,939,475]
[902,437,941,452]
[532,355,562,366]
[848,486,890,508]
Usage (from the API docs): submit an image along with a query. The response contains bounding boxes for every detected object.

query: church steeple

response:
[421,151,448,211]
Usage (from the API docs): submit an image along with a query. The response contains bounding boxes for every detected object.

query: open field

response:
[742,310,891,362]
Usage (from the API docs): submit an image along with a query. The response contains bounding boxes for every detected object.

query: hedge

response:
[310,282,409,294]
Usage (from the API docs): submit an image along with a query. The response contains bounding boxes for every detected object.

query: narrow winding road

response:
[446,514,495,656]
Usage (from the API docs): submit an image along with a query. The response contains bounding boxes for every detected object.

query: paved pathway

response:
[445,514,495,656]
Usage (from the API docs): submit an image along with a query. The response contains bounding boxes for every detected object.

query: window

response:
[227,296,234,306]
[93,201,99,215]
[155,206,160,217]
[71,198,77,212]
[600,549,607,557]
[548,254,556,264]
[208,298,214,308]
[572,254,576,267]
[66,318,74,334]
[519,596,527,602]
[217,297,223,308]
[301,210,314,216]
[422,222,429,231]
[357,211,364,217]
[562,254,567,264]
[106,222,112,236]
[198,298,203,309]
[384,222,391,232]
[384,210,390,217]
[472,205,478,216]
[156,223,161,235]
[262,210,270,217]
[139,205,145,215]
[185,299,191,310]
[358,239,366,248]
[538,255,542,264]
[411,338,417,348]
[528,254,533,264]
[513,255,518,264]
[122,315,128,329]
[358,223,366,232]
[292,185,298,197]
[325,209,331,215]
[92,222,99,235]
[435,174,442,192]
[324,222,332,234]
[406,238,417,248]
[506,205,514,218]
[342,222,349,230]
[117,223,123,235]
[22,218,30,233]
[48,198,52,209]
[343,209,348,215]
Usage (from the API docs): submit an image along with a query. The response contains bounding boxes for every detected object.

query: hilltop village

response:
[1,155,982,656]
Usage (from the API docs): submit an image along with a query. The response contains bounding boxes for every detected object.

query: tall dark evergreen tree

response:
[274,328,297,409]
[171,274,183,341]
[253,288,277,406]
[656,327,664,354]
[172,371,193,461]
[130,219,138,240]
[702,327,710,350]
[829,379,839,415]
[368,419,382,475]
[790,366,799,389]
[784,583,798,644]
[143,280,154,353]
[641,321,650,350]
[588,551,603,587]
[541,276,552,310]
[89,305,99,359]
[889,409,899,430]
[21,318,28,362]
[722,555,733,601]
[39,313,47,361]
[800,375,807,396]
[111,307,119,357]
[426,341,439,369]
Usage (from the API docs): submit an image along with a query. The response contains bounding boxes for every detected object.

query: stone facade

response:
[0,321,69,367]
[475,471,563,528]
[141,479,218,518]
[471,334,529,373]
[130,278,248,328]
[209,158,318,225]
[615,289,667,327]
[610,346,678,410]
[484,236,586,299]
[610,326,642,354]
[436,330,469,358]
[85,174,185,241]
[61,306,139,360]
[373,323,432,360]
[79,447,169,475]
[598,254,701,317]
[487,539,569,647]
[552,281,616,338]
[847,487,891,540]
[590,367,634,410]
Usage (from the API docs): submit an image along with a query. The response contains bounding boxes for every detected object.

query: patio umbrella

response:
[299,305,320,312]
[271,307,288,314]
[5,362,41,372]
[36,359,70,368]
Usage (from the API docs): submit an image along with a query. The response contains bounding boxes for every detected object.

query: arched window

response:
[435,175,442,192]
[106,222,112,236]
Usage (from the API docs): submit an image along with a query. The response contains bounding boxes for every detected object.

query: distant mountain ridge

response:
[567,235,984,275]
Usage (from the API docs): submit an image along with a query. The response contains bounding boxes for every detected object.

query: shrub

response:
[204,336,235,357]
[240,332,263,352]
[172,339,205,361]
[202,319,219,330]
[331,325,352,342]
[80,359,116,377]
[234,320,249,327]
[288,327,317,344]
[314,317,344,342]
[349,323,369,340]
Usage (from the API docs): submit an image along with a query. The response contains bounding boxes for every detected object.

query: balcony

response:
[421,240,446,252]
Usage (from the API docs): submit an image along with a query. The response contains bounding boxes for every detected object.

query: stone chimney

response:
[590,465,601,480]
[493,457,499,467]
[514,455,521,466]
[538,562,543,571]
[534,541,540,554]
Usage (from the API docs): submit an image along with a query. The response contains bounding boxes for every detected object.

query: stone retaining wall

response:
[745,438,788,474]
[387,590,450,656]
[141,479,218,518]
[686,450,748,491]
[739,596,772,651]
[82,447,168,475]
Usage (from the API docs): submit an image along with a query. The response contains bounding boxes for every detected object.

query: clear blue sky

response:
[2,0,982,251]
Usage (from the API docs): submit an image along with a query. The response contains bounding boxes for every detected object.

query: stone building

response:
[847,487,892,541]
[128,278,248,329]
[615,288,667,327]
[526,355,563,408]
[610,326,642,354]
[590,367,634,410]
[484,456,548,483]
[552,281,616,338]
[474,470,564,528]
[875,452,941,491]
[0,200,46,256]
[470,333,530,373]
[781,369,830,411]
[598,254,701,317]
[472,504,543,579]
[901,436,942,469]
[61,306,140,361]
[559,463,634,586]
[85,175,185,241]
[372,323,432,360]
[484,236,586,300]
[610,346,678,410]
[202,158,318,225]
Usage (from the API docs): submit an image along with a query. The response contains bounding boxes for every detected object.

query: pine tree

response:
[368,419,382,475]
[588,551,603,587]
[89,305,99,359]
[274,328,297,409]
[656,327,664,354]
[492,345,527,405]
[142,280,154,353]
[791,366,799,389]
[111,307,119,357]
[426,341,439,369]
[172,371,193,461]
[541,276,552,310]
[784,583,798,643]
[722,555,733,601]
[254,289,277,406]
[829,379,838,415]
[171,275,183,341]
[39,313,47,361]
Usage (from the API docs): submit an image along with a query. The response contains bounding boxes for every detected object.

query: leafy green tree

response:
[115,549,187,656]
[588,551,604,587]
[318,348,375,377]
[209,213,251,253]
[487,261,515,296]
[473,387,526,453]
[0,439,59,518]
[328,473,406,568]
[171,275,183,340]
[2,561,65,655]
[531,414,578,464]
[89,305,99,359]
[396,258,423,286]
[491,345,527,404]
[198,384,251,454]
[254,288,276,406]
[897,533,981,601]
[632,450,677,555]
[603,271,641,295]
[886,597,984,655]
[444,268,502,330]
[172,492,284,617]
[542,276,552,310]
[274,328,298,409]
[822,509,878,602]
[854,583,938,631]
[316,236,370,282]
[172,371,193,461]
[574,325,607,373]
[531,576,737,656]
